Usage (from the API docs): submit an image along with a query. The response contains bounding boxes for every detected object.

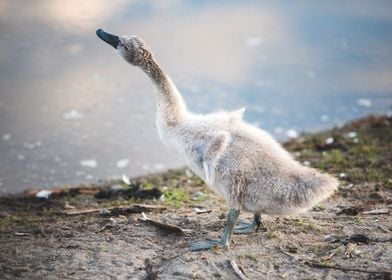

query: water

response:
[1,1,391,193]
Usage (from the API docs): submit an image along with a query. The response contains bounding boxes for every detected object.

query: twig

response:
[195,207,212,214]
[62,204,166,216]
[304,260,391,276]
[14,232,30,236]
[64,208,101,215]
[278,246,297,260]
[361,209,390,215]
[321,246,343,262]
[229,260,249,280]
[138,212,188,235]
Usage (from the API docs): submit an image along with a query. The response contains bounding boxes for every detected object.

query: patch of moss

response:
[162,188,190,208]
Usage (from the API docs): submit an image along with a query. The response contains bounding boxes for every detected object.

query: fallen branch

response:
[278,246,297,260]
[229,260,249,280]
[304,260,391,276]
[361,209,390,215]
[62,204,166,216]
[138,212,188,235]
[63,209,100,215]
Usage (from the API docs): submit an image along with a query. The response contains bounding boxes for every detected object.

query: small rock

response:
[35,190,52,199]
[368,192,384,201]
[325,137,334,145]
[324,234,338,243]
[192,191,207,201]
[99,208,111,216]
[347,131,357,138]
[337,206,363,216]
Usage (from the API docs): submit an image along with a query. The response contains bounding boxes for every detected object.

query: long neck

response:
[140,58,187,127]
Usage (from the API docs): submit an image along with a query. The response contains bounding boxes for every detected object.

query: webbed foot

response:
[190,208,240,251]
[189,239,226,251]
[234,214,265,234]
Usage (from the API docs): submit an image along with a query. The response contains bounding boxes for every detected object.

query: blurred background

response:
[0,0,391,193]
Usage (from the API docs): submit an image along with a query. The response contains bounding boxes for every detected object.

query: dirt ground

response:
[0,115,391,280]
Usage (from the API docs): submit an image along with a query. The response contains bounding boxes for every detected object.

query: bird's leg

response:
[189,208,240,251]
[234,213,266,234]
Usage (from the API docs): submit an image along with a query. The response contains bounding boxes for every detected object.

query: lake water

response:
[1,1,391,193]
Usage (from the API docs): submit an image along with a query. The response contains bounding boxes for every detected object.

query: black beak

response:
[96,29,120,49]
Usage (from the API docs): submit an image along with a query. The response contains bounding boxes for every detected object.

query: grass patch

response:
[162,188,190,208]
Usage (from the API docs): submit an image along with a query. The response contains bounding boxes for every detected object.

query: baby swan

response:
[96,29,339,251]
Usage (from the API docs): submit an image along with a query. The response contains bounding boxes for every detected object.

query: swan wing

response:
[196,132,230,185]
[202,160,215,185]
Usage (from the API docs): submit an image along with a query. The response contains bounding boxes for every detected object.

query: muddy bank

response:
[0,115,391,279]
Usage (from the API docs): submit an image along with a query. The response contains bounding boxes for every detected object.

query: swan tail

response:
[285,169,339,214]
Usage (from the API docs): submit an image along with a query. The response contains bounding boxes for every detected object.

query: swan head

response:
[96,29,152,66]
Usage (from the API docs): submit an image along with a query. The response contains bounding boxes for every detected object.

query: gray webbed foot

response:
[189,239,226,251]
[234,214,265,234]
[190,208,240,251]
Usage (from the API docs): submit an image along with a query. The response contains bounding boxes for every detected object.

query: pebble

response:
[325,137,334,144]
[36,190,52,199]
[347,131,357,138]
[192,191,207,201]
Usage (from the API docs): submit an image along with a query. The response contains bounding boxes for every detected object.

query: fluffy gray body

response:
[158,105,338,215]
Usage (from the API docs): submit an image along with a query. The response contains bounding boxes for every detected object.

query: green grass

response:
[162,188,190,208]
